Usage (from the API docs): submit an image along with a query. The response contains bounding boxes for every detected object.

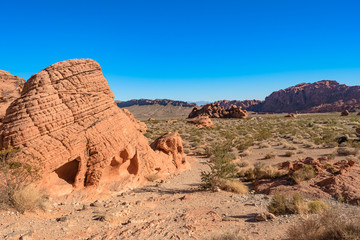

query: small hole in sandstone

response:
[127,153,139,175]
[120,149,129,161]
[54,159,80,185]
[177,146,183,153]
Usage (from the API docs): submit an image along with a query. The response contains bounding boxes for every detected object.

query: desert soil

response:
[1,156,359,240]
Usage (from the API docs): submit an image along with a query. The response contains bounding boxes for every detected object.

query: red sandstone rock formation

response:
[0,59,189,196]
[188,103,248,119]
[213,100,263,110]
[187,116,215,128]
[0,70,25,121]
[341,110,350,116]
[260,80,360,113]
[255,157,360,204]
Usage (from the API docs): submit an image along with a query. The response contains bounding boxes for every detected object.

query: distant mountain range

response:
[115,99,196,108]
[117,80,360,114]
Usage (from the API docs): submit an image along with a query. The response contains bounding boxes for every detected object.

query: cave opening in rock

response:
[54,159,80,185]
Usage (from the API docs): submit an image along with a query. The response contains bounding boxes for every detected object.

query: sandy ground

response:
[1,157,359,240]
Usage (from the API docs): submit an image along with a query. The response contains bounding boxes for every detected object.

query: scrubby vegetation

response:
[267,193,328,215]
[287,210,360,240]
[144,114,360,160]
[199,139,248,193]
[0,146,45,213]
[291,164,316,183]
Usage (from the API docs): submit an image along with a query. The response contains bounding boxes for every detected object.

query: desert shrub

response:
[211,230,247,240]
[268,193,308,215]
[0,146,43,213]
[236,139,254,152]
[287,210,360,240]
[337,147,358,156]
[267,193,288,215]
[10,185,46,213]
[264,152,277,159]
[284,151,295,157]
[236,161,249,168]
[254,128,273,141]
[201,141,239,190]
[287,193,309,214]
[253,163,281,179]
[303,142,315,148]
[239,150,251,157]
[308,200,329,214]
[291,164,316,184]
[259,142,271,148]
[217,178,248,194]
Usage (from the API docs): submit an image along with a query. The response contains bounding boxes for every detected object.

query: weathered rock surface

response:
[285,113,296,118]
[188,103,248,119]
[255,157,360,204]
[150,132,186,169]
[116,99,196,108]
[341,110,350,116]
[259,80,360,113]
[0,59,189,196]
[187,116,215,128]
[213,100,263,111]
[0,70,25,121]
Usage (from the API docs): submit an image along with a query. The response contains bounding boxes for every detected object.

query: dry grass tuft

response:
[267,193,309,215]
[284,151,296,157]
[211,230,247,240]
[307,200,329,214]
[337,147,358,156]
[264,152,277,159]
[291,164,316,184]
[217,178,249,194]
[287,210,360,240]
[5,185,47,213]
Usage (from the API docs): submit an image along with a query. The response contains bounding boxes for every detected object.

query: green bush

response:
[201,141,240,191]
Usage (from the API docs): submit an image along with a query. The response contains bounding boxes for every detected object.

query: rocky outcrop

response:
[150,132,186,169]
[255,157,360,205]
[187,116,215,128]
[341,110,350,116]
[116,99,196,108]
[213,100,263,111]
[0,70,25,121]
[188,103,248,119]
[0,59,190,196]
[259,80,360,113]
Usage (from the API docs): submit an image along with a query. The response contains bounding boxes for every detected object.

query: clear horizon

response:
[1,1,360,102]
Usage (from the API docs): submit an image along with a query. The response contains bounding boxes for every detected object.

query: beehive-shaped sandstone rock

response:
[0,59,189,196]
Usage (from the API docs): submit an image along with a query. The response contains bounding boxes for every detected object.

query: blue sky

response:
[1,0,360,101]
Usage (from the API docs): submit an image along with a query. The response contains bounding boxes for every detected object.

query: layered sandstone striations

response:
[0,70,25,121]
[259,80,360,113]
[188,103,248,119]
[0,59,189,196]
